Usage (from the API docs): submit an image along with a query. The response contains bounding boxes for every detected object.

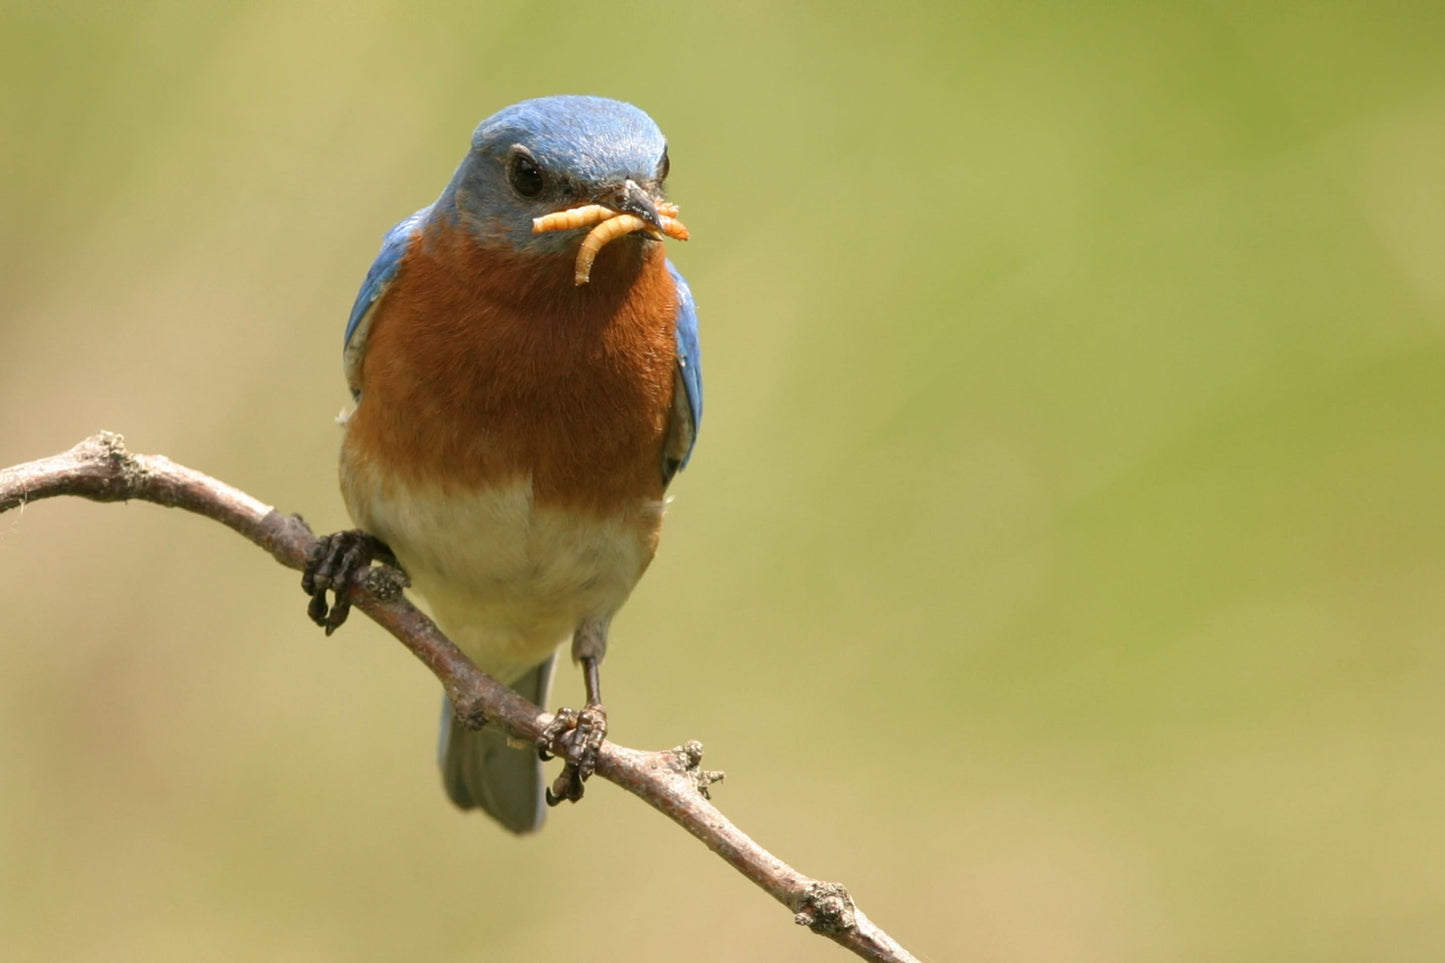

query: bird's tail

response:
[437,654,556,833]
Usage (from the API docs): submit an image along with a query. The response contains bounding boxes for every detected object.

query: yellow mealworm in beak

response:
[534,201,691,284]
[533,201,685,235]
[571,213,692,284]
[573,214,651,284]
[532,204,616,234]
[655,202,689,239]
[657,215,689,241]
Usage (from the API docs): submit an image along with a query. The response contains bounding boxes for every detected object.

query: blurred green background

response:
[3,2,1443,960]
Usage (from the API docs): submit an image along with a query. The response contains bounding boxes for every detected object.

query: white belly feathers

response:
[344,470,661,685]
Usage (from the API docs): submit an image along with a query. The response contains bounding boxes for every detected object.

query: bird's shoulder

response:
[342,206,430,397]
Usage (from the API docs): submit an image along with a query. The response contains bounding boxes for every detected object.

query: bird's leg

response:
[301,529,398,634]
[539,618,611,806]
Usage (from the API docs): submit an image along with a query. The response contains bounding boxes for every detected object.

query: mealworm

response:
[570,213,693,284]
[533,199,692,284]
[534,201,686,236]
[573,214,651,284]
[532,204,615,234]
[658,215,689,241]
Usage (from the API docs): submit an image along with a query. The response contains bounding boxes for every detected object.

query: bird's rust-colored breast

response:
[343,223,680,514]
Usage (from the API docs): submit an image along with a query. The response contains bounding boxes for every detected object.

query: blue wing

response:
[342,207,430,398]
[664,259,703,483]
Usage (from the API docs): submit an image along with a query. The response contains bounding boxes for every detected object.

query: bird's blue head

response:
[437,95,674,256]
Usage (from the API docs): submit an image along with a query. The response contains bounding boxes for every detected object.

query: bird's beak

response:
[614,178,663,233]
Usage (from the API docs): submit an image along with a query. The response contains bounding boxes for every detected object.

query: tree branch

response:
[0,432,921,963]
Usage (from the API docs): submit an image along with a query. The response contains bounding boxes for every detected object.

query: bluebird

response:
[302,96,702,833]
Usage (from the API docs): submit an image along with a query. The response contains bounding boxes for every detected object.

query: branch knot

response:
[362,563,409,601]
[670,740,725,798]
[84,431,141,500]
[794,881,857,935]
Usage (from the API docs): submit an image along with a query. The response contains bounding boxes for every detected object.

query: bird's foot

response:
[537,702,608,806]
[301,529,398,634]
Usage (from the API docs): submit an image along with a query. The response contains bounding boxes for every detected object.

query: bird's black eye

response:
[658,147,670,182]
[508,147,544,198]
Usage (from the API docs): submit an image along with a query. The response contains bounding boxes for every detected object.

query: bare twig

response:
[0,432,921,963]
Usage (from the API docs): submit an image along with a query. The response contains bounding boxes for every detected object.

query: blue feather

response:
[342,207,428,397]
[668,259,703,471]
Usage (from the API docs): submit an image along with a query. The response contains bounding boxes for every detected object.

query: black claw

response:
[546,763,586,807]
[301,530,395,632]
[536,702,608,807]
[307,590,330,626]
